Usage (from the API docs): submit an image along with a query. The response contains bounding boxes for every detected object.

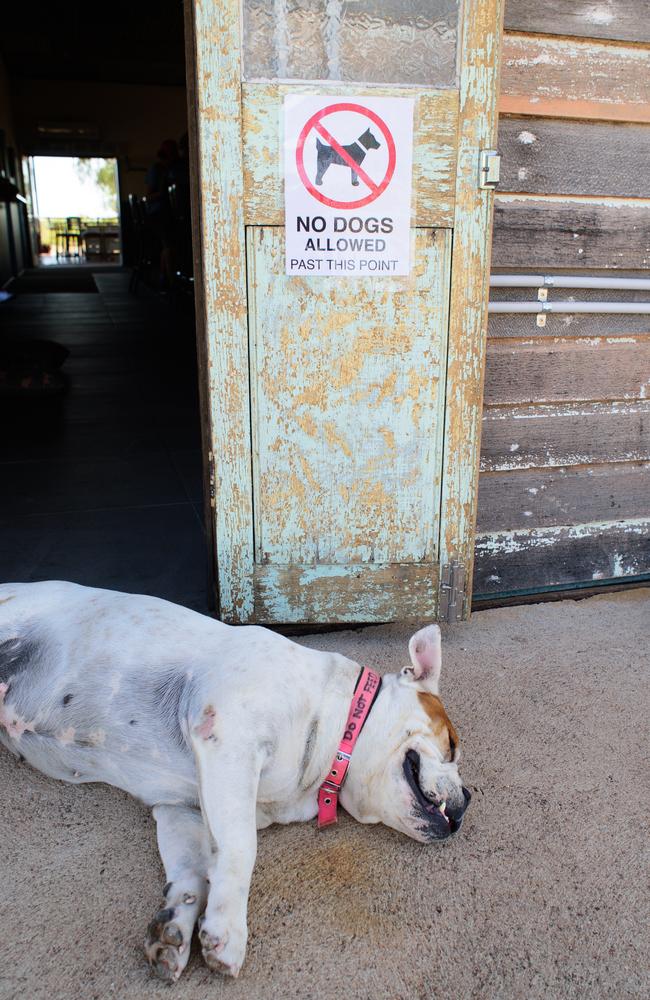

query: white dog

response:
[0,581,470,981]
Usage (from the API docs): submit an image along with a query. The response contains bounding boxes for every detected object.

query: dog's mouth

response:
[403,749,457,836]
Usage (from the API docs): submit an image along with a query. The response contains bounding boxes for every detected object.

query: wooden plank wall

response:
[474,1,650,598]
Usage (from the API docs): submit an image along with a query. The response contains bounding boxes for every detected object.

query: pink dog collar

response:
[317,667,382,828]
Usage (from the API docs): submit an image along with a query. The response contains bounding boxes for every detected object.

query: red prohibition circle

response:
[295,102,396,210]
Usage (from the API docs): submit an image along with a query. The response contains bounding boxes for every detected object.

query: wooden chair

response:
[167,182,194,294]
[54,221,68,259]
[128,195,155,293]
[65,217,83,259]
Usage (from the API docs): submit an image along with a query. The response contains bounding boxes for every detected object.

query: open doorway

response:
[0,3,208,612]
[29,155,121,265]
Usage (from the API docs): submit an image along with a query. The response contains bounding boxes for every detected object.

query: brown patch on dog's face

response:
[417,691,458,762]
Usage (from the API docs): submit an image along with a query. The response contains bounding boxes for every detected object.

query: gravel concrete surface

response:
[1,589,648,1000]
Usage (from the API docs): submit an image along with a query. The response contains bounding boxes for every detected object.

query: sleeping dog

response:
[315,126,381,187]
[0,581,470,981]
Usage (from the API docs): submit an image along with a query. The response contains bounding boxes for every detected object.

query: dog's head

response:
[340,625,470,843]
[359,127,381,150]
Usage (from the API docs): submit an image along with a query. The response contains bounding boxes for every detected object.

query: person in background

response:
[144,139,179,290]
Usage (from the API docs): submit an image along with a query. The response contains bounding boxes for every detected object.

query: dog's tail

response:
[316,138,327,151]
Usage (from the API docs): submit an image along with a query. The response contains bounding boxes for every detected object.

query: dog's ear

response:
[403,625,442,691]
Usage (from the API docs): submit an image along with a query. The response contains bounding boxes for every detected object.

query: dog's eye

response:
[447,733,456,762]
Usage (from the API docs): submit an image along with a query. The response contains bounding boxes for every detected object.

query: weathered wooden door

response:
[186,0,504,624]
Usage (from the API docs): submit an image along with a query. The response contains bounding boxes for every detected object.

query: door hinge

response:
[207,450,216,508]
[438,562,467,623]
[479,149,501,189]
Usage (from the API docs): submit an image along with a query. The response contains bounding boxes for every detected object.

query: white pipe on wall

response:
[488,301,650,314]
[490,275,650,291]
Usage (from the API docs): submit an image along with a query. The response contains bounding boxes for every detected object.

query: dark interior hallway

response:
[0,268,209,611]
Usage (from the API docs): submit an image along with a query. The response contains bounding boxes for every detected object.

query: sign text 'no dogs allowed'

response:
[284,96,414,277]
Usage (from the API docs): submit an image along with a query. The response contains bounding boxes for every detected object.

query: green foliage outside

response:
[73,158,119,214]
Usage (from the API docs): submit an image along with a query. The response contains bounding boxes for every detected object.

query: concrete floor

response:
[1,589,648,1000]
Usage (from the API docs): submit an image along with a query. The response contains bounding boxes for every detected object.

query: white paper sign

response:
[284,95,414,277]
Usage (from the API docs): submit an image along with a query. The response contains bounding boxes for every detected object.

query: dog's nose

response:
[444,788,471,832]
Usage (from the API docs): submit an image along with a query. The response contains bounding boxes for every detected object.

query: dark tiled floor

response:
[0,267,209,612]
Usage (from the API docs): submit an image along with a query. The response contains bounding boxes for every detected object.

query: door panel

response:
[242,0,459,87]
[242,84,460,227]
[253,562,438,623]
[247,226,451,620]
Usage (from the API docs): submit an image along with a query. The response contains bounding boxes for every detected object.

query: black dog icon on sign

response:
[315,127,381,187]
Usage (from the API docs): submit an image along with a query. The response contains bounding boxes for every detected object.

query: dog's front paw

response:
[198,913,247,978]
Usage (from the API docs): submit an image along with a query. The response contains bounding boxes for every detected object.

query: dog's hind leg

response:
[144,804,210,983]
[351,168,359,186]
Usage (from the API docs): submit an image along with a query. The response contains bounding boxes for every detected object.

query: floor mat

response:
[8,270,98,293]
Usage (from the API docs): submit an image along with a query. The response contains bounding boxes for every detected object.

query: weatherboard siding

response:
[474,0,650,598]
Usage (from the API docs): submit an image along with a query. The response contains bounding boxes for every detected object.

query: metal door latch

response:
[438,562,467,622]
[479,149,501,189]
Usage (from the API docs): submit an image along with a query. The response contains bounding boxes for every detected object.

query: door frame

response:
[439,0,505,611]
